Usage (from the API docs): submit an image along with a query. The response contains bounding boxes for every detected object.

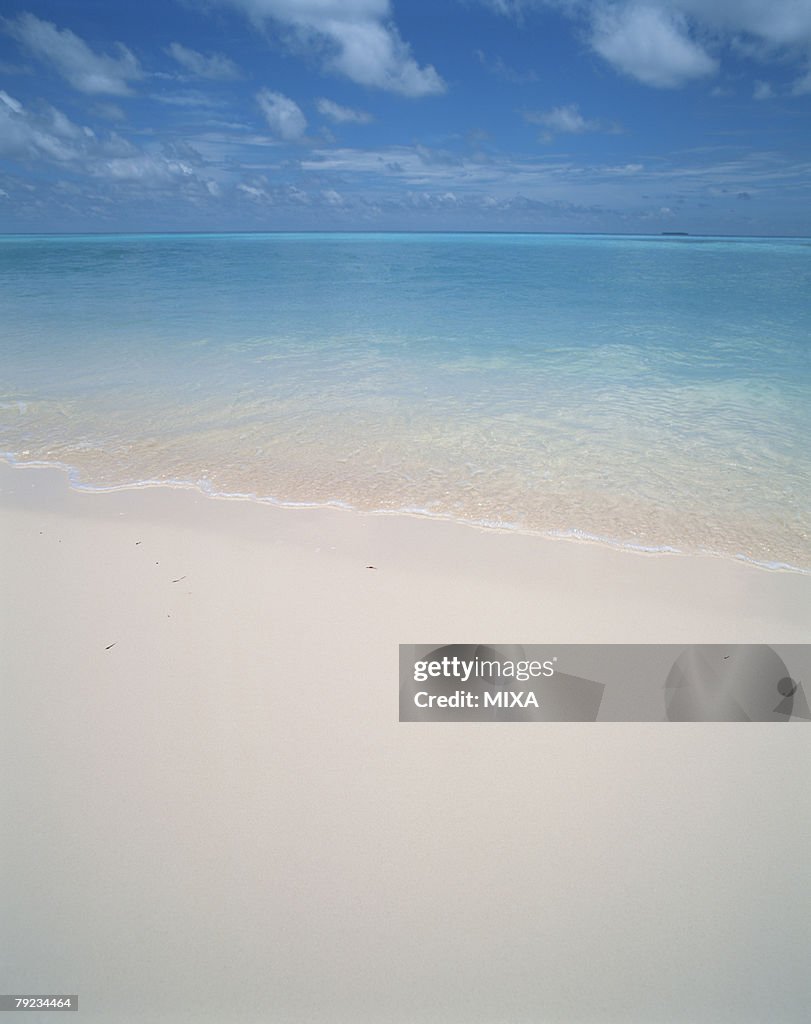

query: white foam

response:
[2,452,809,575]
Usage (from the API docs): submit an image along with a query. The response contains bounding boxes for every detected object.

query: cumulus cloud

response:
[5,13,142,95]
[95,154,195,182]
[256,88,307,139]
[591,5,717,88]
[92,102,127,122]
[0,59,32,76]
[0,89,83,161]
[0,90,151,169]
[238,182,270,200]
[753,79,774,100]
[316,97,373,123]
[673,0,811,52]
[0,89,220,197]
[152,89,228,109]
[0,90,23,115]
[480,0,811,90]
[478,0,530,16]
[791,67,811,94]
[474,49,538,83]
[167,42,241,80]
[524,103,602,134]
[214,0,445,96]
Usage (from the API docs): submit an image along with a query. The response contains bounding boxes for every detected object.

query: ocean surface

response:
[1,232,809,569]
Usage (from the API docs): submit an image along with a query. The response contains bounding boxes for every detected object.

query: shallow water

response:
[1,232,809,567]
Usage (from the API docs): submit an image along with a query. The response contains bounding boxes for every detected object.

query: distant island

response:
[662,231,689,236]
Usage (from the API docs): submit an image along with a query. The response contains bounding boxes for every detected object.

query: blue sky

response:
[1,0,810,233]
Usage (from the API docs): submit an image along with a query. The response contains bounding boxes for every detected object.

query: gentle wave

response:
[2,232,809,572]
[4,451,809,575]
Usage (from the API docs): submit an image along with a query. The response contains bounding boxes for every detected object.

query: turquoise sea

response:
[1,232,809,569]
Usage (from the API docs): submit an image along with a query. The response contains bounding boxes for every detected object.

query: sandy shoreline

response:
[2,459,811,645]
[2,459,810,1022]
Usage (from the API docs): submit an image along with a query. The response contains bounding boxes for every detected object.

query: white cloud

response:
[0,89,219,198]
[316,97,373,123]
[96,155,194,182]
[167,43,241,80]
[674,0,811,51]
[47,105,90,140]
[792,67,811,95]
[256,88,307,140]
[152,89,228,109]
[753,80,774,100]
[93,102,127,122]
[0,59,31,76]
[591,5,717,88]
[215,0,445,96]
[0,90,81,162]
[297,141,811,222]
[0,90,23,115]
[605,162,643,174]
[474,49,538,83]
[238,182,270,200]
[477,0,534,16]
[6,13,142,95]
[481,1,811,90]
[524,103,600,134]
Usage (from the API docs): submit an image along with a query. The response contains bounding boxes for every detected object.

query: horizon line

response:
[1,229,810,240]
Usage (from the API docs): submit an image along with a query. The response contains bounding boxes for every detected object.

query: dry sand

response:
[2,459,810,1023]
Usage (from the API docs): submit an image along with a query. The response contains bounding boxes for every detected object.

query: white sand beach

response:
[2,459,810,1022]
